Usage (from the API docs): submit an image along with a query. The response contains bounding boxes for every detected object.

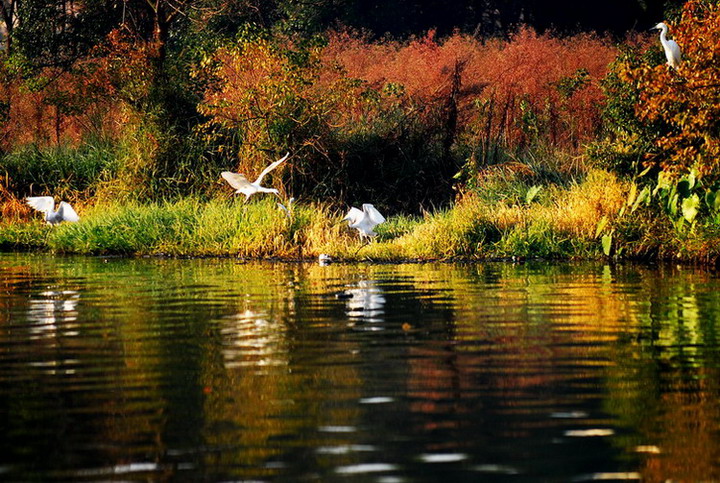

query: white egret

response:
[26,196,80,225]
[652,22,681,69]
[343,203,386,240]
[221,152,290,201]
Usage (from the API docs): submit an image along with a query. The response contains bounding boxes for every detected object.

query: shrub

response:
[614,0,720,184]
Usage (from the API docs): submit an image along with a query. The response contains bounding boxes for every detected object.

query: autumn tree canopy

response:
[617,0,720,184]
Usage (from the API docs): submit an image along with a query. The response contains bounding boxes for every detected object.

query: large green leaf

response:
[631,186,651,213]
[595,215,609,238]
[602,233,612,256]
[681,193,700,223]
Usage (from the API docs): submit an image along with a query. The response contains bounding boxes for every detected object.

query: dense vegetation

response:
[0,0,719,264]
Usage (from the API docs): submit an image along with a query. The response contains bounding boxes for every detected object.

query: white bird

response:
[652,22,681,69]
[221,152,289,201]
[26,196,80,225]
[343,203,386,240]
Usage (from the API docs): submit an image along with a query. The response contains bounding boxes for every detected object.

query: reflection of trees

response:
[605,265,720,481]
[2,255,720,480]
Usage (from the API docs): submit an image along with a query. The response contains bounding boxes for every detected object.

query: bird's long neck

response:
[659,25,669,44]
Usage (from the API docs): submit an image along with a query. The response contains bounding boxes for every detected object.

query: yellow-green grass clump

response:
[0,169,631,260]
[371,169,628,260]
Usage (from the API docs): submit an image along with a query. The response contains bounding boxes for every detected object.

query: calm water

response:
[1,254,720,481]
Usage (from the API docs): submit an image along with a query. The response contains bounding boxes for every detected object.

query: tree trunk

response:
[0,0,15,55]
[152,2,168,63]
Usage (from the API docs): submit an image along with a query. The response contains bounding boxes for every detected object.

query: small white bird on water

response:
[343,204,386,240]
[26,196,80,225]
[222,152,289,201]
[652,22,681,69]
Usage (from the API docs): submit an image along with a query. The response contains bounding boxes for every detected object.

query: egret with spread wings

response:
[221,152,289,201]
[343,204,386,240]
[26,196,80,225]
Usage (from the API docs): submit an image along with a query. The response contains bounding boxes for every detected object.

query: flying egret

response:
[26,196,80,225]
[652,22,681,69]
[222,152,290,201]
[343,204,386,240]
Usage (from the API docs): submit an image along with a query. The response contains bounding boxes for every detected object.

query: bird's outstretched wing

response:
[221,171,252,191]
[254,152,289,185]
[26,196,55,214]
[58,202,80,222]
[343,207,364,224]
[362,204,386,226]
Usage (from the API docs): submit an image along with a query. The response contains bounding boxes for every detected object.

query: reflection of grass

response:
[1,168,718,261]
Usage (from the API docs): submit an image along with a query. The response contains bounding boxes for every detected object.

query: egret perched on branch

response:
[26,196,80,225]
[343,204,386,240]
[652,22,681,69]
[222,152,289,201]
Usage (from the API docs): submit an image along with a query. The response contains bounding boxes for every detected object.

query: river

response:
[1,254,719,481]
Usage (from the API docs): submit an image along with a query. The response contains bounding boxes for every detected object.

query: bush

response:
[602,0,720,185]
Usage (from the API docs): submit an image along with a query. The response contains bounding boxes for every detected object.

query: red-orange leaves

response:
[630,0,720,182]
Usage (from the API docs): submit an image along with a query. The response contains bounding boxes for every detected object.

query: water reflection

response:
[0,255,719,481]
[220,308,289,370]
[27,290,80,340]
[344,279,386,322]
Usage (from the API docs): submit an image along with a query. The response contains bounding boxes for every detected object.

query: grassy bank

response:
[3,169,718,263]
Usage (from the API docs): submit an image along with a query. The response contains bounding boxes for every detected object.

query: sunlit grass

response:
[4,168,717,263]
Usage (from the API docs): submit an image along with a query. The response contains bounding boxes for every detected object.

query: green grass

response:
[0,139,120,201]
[2,168,720,263]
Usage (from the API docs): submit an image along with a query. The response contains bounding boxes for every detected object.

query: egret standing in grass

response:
[222,152,289,201]
[343,204,386,241]
[26,196,80,225]
[652,22,681,69]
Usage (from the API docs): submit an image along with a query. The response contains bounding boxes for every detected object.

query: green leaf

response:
[602,233,613,256]
[705,190,716,211]
[595,215,609,238]
[669,193,679,218]
[525,185,541,204]
[626,183,637,207]
[682,194,700,223]
[632,186,651,213]
[708,190,720,212]
[637,165,652,178]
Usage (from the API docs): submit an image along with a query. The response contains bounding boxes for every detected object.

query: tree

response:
[622,0,720,184]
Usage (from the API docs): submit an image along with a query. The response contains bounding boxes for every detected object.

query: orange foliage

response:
[0,29,153,151]
[322,27,616,152]
[623,0,720,182]
[197,37,378,175]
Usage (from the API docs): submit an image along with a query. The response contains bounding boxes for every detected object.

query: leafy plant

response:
[620,0,720,185]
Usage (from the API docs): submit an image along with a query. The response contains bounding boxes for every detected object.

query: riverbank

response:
[2,169,719,265]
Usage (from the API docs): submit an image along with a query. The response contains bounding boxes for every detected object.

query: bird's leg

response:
[353,237,371,257]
